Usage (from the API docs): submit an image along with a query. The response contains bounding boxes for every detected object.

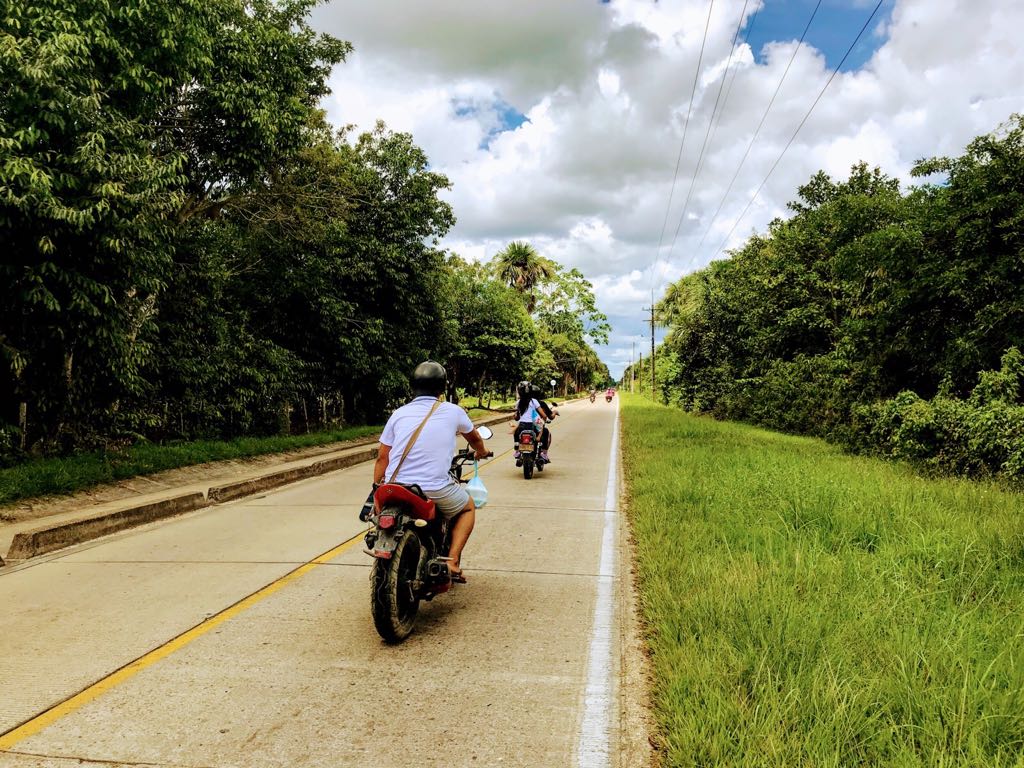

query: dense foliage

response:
[0,1,608,465]
[639,115,1024,483]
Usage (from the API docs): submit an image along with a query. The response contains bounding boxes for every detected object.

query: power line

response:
[711,0,887,258]
[648,0,716,298]
[703,3,761,156]
[661,0,752,274]
[695,0,824,253]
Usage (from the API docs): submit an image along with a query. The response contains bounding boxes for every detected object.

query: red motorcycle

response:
[364,426,493,642]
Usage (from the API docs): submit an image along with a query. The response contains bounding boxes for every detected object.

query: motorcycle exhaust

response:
[426,559,450,579]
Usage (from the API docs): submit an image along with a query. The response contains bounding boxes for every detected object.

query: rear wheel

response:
[523,456,534,479]
[371,529,422,643]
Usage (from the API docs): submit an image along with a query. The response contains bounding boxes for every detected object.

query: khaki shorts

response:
[426,482,472,520]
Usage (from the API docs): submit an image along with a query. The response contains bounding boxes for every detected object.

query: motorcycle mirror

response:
[476,425,493,440]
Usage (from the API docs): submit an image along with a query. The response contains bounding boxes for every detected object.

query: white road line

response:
[577,402,619,767]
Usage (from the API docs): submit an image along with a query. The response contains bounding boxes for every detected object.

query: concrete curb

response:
[1,412,518,565]
[208,447,378,504]
[7,492,209,560]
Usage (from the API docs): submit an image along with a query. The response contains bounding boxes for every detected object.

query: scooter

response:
[365,426,493,643]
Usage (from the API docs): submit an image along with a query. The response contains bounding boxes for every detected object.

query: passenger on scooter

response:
[373,361,490,582]
[513,380,556,463]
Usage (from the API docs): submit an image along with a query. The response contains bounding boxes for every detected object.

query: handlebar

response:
[450,447,491,484]
[453,448,492,461]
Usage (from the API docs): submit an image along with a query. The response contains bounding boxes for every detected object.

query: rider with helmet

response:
[372,361,490,582]
[513,380,556,462]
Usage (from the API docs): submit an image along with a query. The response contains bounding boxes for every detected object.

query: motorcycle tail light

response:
[520,433,532,444]
[378,514,396,529]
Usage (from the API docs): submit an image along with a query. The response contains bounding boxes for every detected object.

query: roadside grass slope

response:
[0,426,382,508]
[621,394,1024,767]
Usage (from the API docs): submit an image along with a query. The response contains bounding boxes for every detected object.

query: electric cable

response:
[648,0,716,298]
[695,0,823,253]
[662,0,752,271]
[711,0,887,258]
[704,3,761,155]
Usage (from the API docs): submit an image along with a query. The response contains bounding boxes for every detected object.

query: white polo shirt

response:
[380,397,475,491]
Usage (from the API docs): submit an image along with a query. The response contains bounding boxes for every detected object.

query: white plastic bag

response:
[467,461,488,508]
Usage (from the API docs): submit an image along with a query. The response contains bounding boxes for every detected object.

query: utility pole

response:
[642,305,656,398]
[638,350,642,395]
[630,340,635,394]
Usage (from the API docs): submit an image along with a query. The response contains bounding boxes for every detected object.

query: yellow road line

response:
[0,531,367,750]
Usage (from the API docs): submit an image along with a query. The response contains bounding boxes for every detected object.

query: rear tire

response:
[523,457,534,479]
[371,529,421,643]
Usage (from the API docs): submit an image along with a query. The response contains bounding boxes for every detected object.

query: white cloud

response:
[311,0,1024,377]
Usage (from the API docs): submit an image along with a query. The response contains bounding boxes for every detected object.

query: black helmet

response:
[516,380,532,397]
[412,360,447,397]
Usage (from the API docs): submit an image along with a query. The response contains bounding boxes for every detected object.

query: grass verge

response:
[0,425,382,508]
[620,393,1024,767]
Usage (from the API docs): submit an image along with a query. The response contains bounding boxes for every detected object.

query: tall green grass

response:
[0,425,382,508]
[621,394,1024,767]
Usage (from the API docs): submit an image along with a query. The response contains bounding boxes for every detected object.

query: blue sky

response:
[746,0,895,72]
[453,98,529,149]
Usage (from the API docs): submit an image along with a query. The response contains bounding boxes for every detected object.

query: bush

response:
[851,349,1024,484]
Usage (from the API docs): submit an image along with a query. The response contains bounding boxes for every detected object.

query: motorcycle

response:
[364,426,493,643]
[515,422,546,479]
[605,393,613,403]
[515,404,557,479]
[589,392,596,403]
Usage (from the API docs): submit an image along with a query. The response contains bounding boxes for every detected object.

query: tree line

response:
[0,0,609,464]
[634,115,1024,484]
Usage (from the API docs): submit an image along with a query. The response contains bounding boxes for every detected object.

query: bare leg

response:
[447,499,476,574]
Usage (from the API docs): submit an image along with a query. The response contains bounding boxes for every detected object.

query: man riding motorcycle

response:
[372,361,490,582]
[513,380,556,463]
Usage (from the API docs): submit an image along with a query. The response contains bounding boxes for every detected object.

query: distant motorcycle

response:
[589,392,596,403]
[515,403,557,479]
[365,426,493,643]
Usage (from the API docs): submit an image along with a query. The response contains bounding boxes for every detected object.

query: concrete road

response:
[0,399,640,767]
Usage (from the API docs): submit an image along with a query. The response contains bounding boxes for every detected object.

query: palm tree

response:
[493,241,555,312]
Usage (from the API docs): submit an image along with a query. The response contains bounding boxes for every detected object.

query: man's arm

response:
[373,443,392,485]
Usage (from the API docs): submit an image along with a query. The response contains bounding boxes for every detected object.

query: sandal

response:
[449,565,467,584]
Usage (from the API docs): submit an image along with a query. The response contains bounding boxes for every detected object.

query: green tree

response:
[493,240,555,312]
[439,257,537,403]
[0,0,348,451]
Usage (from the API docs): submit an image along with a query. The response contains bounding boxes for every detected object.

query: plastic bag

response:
[466,461,488,508]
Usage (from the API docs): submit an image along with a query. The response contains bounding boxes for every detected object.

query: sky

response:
[308,0,1024,379]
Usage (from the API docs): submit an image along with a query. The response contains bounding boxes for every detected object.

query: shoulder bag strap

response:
[387,398,443,484]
